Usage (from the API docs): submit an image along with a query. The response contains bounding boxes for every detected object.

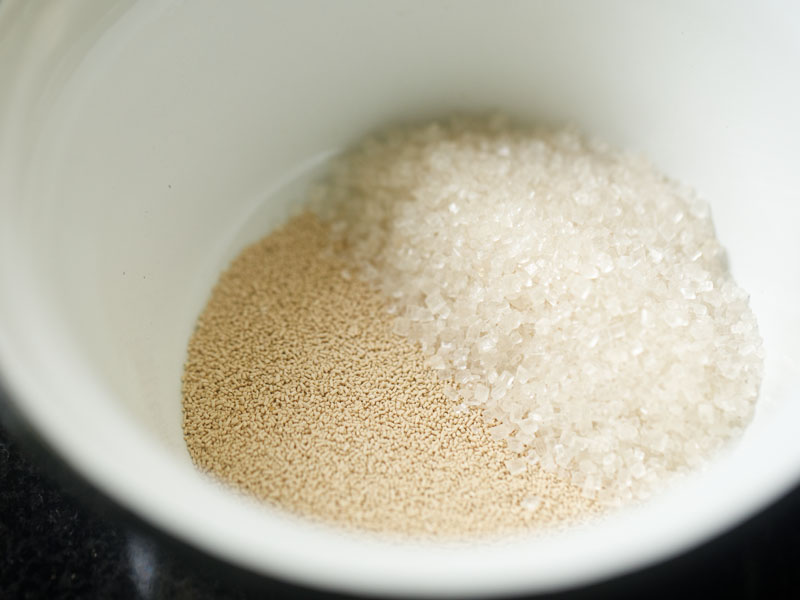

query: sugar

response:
[314,115,763,507]
[473,383,490,404]
[489,423,516,441]
[505,458,528,476]
[521,496,542,511]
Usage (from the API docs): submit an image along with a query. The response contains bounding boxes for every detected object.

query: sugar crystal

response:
[316,116,764,505]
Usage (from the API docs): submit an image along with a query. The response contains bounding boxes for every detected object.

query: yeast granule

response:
[182,213,598,538]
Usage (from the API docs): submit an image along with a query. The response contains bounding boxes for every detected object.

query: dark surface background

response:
[2,413,800,600]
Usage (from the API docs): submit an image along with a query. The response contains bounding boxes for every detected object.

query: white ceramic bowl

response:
[1,1,799,596]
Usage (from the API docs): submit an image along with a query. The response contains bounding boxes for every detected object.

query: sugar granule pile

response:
[313,116,764,506]
[183,115,764,536]
[183,213,598,538]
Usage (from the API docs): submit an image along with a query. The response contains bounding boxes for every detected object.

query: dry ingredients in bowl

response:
[183,115,764,537]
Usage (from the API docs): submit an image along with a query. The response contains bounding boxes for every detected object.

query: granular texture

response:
[314,116,764,506]
[182,213,598,538]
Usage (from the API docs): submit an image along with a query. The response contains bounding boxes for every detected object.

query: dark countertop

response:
[2,415,800,599]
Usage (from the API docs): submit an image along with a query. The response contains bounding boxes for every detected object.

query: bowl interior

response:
[1,1,799,596]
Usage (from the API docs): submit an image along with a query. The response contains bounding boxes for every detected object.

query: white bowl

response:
[1,1,799,596]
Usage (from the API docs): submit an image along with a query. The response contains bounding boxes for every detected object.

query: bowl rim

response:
[2,1,800,596]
